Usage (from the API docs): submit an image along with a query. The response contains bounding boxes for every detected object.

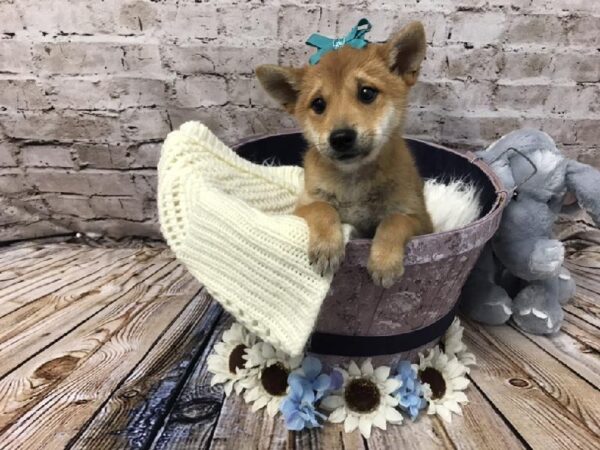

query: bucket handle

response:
[469,147,538,206]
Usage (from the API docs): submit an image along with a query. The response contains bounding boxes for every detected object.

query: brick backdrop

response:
[0,0,599,241]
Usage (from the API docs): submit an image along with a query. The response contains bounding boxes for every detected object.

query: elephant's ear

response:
[487,157,516,193]
[477,143,516,192]
[565,159,600,226]
[477,129,562,193]
[477,135,518,192]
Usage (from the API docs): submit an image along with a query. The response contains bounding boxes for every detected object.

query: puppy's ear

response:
[256,65,303,113]
[385,21,426,86]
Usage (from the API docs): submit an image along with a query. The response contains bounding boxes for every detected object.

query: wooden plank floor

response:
[0,241,598,450]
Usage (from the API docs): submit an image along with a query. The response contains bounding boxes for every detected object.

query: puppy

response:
[256,22,433,288]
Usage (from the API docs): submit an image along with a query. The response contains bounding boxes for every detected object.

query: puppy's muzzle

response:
[329,128,358,160]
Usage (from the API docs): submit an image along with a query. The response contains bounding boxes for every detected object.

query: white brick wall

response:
[0,0,599,241]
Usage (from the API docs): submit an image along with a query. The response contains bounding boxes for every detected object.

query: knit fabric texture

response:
[158,121,352,355]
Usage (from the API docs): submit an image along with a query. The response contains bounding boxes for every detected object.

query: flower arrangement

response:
[208,318,476,438]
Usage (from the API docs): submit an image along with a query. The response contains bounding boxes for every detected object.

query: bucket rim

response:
[233,129,508,243]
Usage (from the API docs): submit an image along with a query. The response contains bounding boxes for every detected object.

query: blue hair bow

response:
[306,18,372,65]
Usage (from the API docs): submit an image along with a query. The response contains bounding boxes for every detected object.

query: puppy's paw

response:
[308,230,345,276]
[368,250,405,289]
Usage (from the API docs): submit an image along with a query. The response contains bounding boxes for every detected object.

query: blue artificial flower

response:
[393,361,428,420]
[280,375,326,430]
[329,369,344,392]
[297,356,342,400]
[280,356,343,431]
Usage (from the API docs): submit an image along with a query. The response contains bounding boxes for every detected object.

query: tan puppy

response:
[256,22,433,288]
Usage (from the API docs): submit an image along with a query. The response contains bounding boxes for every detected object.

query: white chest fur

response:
[311,179,396,237]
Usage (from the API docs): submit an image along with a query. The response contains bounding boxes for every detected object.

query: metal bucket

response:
[235,132,506,365]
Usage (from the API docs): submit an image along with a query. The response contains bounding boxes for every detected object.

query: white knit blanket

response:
[158,121,481,356]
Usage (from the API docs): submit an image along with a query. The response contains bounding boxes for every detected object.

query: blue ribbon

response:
[306,18,372,65]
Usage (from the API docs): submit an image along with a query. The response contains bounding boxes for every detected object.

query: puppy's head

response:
[256,22,426,170]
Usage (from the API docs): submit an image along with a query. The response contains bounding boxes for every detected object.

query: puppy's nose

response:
[329,128,357,153]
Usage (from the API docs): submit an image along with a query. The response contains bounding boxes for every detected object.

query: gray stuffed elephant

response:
[461,129,600,334]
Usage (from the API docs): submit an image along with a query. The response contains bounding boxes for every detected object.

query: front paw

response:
[529,240,564,278]
[368,249,405,289]
[308,230,345,276]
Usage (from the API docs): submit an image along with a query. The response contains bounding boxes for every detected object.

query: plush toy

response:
[461,129,600,334]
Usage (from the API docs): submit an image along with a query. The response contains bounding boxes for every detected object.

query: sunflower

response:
[442,318,476,369]
[320,359,403,439]
[415,347,470,423]
[207,323,257,396]
[240,342,303,416]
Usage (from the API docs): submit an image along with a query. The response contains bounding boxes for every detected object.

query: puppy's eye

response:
[358,86,378,104]
[311,97,326,114]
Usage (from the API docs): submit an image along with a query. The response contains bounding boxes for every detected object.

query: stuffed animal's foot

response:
[529,239,564,278]
[558,267,576,305]
[461,281,513,325]
[512,284,563,334]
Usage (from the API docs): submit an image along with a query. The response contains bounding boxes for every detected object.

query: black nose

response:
[329,128,357,153]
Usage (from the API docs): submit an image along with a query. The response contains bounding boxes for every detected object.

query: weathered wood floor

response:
[0,240,598,450]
